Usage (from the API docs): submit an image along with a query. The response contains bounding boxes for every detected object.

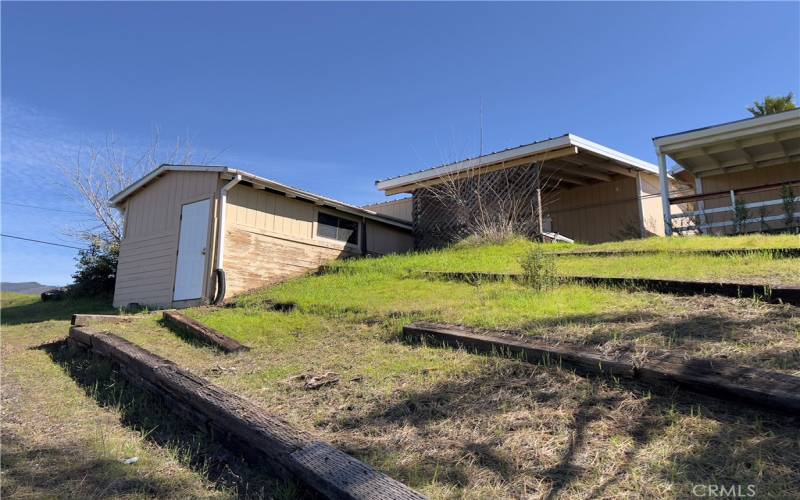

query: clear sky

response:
[2,1,799,285]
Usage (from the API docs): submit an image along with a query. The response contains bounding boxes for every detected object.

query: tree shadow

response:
[38,339,303,499]
[321,346,799,497]
[0,430,193,499]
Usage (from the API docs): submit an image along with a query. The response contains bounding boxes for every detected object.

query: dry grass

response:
[0,294,297,499]
[3,235,799,498]
[84,307,799,499]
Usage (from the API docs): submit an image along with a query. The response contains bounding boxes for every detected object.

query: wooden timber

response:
[67,326,426,500]
[71,314,136,327]
[547,247,800,258]
[421,271,800,306]
[162,311,249,353]
[404,322,800,413]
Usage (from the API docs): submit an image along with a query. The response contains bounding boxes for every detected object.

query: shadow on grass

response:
[39,339,302,500]
[155,317,219,351]
[0,295,115,326]
[326,351,799,497]
[0,430,192,499]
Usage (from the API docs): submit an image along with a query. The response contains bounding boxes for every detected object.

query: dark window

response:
[317,212,359,245]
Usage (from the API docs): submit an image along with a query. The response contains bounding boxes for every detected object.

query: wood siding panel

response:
[364,198,413,222]
[366,220,415,255]
[113,171,218,308]
[222,227,356,296]
[544,177,641,243]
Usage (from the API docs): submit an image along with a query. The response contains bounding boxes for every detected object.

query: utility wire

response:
[1,234,84,250]
[1,201,88,215]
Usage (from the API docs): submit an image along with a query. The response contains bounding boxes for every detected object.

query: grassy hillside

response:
[109,235,798,498]
[323,236,800,284]
[3,235,799,499]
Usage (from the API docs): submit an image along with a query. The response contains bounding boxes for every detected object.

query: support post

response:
[695,177,706,232]
[656,150,673,236]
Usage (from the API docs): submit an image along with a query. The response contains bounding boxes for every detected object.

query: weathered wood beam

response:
[68,327,426,500]
[548,160,613,182]
[162,311,250,353]
[404,322,800,413]
[71,314,136,327]
[383,146,579,195]
[565,154,638,177]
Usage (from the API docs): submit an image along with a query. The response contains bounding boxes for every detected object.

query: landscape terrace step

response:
[403,321,800,414]
[545,247,800,258]
[162,310,250,353]
[67,326,426,500]
[421,271,800,306]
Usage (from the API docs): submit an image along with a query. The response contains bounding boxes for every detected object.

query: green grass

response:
[312,236,799,285]
[0,293,292,499]
[550,233,800,253]
[3,234,799,499]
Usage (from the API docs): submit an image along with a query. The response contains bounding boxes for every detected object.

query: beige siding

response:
[543,177,642,243]
[113,171,218,308]
[366,220,414,255]
[223,183,412,296]
[364,198,413,222]
[638,172,686,237]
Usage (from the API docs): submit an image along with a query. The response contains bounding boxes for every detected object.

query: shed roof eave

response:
[653,109,800,153]
[109,165,412,231]
[375,133,659,193]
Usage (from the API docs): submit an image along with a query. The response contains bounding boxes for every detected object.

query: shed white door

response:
[173,199,211,301]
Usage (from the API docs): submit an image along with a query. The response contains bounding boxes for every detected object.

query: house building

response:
[654,109,800,235]
[375,134,678,247]
[109,165,413,308]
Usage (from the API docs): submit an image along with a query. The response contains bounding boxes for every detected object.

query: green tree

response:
[747,92,796,116]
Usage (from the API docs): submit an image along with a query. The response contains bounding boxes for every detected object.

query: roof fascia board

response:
[567,134,659,174]
[376,135,573,191]
[111,165,411,231]
[109,165,228,206]
[377,134,659,192]
[654,109,800,153]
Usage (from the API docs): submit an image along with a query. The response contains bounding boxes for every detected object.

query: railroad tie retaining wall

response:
[162,311,249,353]
[547,247,800,258]
[404,321,800,413]
[422,271,800,306]
[71,314,136,327]
[68,326,426,500]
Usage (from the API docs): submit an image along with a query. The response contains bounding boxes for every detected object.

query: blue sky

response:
[2,1,799,285]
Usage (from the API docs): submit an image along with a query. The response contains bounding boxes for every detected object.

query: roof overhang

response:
[109,165,412,230]
[375,134,659,195]
[653,109,800,178]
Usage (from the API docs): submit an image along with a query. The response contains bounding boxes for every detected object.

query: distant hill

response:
[1,282,62,295]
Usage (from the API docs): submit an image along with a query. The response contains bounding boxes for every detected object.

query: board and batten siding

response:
[222,184,412,297]
[113,171,219,308]
[544,176,642,243]
[363,198,413,222]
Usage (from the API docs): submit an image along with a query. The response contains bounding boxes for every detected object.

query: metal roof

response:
[375,133,658,192]
[109,165,412,230]
[652,109,800,177]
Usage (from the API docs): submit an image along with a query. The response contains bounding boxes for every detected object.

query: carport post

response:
[656,149,673,236]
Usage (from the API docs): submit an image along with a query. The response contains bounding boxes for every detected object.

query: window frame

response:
[313,208,362,250]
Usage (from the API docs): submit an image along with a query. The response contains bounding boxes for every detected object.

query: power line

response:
[1,201,89,215]
[1,234,84,250]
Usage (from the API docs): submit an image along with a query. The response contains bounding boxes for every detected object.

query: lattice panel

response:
[413,163,542,249]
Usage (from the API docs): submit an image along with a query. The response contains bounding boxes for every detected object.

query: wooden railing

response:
[668,181,800,234]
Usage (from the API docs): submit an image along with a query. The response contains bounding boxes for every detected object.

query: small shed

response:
[109,165,413,308]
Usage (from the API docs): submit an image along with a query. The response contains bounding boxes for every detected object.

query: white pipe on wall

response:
[215,174,242,270]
